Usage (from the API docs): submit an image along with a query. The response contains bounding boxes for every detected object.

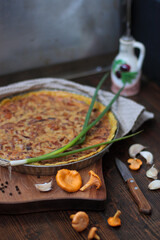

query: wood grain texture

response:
[127,178,151,214]
[0,72,159,240]
[0,159,106,214]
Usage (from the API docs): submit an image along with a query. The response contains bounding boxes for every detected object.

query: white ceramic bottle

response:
[111,36,145,96]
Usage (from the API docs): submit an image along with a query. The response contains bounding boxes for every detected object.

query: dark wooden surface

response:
[0,70,159,240]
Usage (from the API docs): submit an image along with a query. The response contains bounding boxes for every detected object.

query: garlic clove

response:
[35,179,53,192]
[146,165,158,180]
[148,180,160,190]
[129,144,146,158]
[140,151,153,164]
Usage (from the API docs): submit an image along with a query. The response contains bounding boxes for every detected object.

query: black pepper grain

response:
[15,186,19,191]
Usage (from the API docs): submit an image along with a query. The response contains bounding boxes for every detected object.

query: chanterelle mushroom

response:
[107,210,121,227]
[88,227,100,240]
[70,211,89,232]
[80,170,102,191]
[127,158,142,170]
[56,169,82,192]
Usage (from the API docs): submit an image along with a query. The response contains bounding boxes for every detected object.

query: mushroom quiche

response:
[0,90,117,165]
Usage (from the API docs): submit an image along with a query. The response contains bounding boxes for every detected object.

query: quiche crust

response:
[0,90,117,165]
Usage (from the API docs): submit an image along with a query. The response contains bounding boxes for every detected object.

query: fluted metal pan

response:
[0,88,119,176]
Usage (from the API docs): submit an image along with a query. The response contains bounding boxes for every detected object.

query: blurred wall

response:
[0,0,123,76]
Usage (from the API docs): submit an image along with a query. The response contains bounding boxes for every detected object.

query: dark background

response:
[132,0,160,86]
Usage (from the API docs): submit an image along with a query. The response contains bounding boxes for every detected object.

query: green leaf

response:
[121,72,138,84]
[112,59,125,73]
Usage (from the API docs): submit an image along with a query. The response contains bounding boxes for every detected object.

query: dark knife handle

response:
[127,178,151,214]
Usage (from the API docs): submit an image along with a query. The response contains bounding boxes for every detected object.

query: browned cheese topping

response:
[0,90,117,165]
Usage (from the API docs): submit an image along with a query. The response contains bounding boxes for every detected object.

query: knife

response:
[115,158,151,214]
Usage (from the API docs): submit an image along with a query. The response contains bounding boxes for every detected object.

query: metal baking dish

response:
[0,87,119,176]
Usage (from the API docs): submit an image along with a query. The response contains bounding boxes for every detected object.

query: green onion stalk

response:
[75,72,108,145]
[26,131,142,161]
[5,75,131,166]
[9,130,142,166]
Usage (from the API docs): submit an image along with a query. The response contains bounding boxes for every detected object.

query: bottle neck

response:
[119,42,134,55]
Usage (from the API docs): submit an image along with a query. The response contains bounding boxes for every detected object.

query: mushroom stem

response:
[80,179,93,191]
[94,233,100,240]
[88,227,100,240]
[80,170,102,191]
[114,210,121,219]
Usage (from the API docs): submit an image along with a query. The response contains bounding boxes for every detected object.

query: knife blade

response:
[115,158,151,214]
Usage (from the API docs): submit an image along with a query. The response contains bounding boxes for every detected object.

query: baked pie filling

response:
[0,90,117,165]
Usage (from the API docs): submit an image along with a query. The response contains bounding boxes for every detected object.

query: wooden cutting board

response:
[0,159,106,214]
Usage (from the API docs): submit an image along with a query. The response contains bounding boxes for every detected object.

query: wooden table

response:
[0,72,159,240]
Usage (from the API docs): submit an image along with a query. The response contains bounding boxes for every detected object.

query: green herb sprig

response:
[6,130,142,166]
[26,130,142,163]
[1,75,126,167]
[76,72,108,145]
[121,71,138,84]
